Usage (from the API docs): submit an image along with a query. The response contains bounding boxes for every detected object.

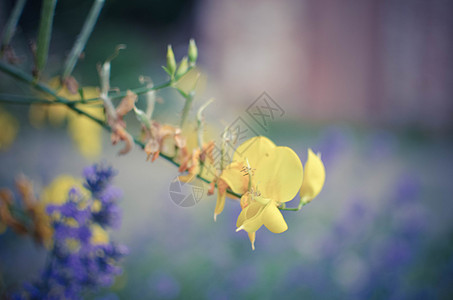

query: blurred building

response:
[198,0,453,131]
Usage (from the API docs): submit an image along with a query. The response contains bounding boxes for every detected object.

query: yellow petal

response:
[236,201,265,233]
[262,203,288,233]
[232,136,276,168]
[254,147,303,203]
[236,195,248,226]
[214,179,228,220]
[248,232,256,250]
[300,149,326,203]
[220,161,248,195]
[178,174,196,183]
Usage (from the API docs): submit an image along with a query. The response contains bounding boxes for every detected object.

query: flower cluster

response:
[15,163,127,299]
[1,29,324,252]
[213,136,326,249]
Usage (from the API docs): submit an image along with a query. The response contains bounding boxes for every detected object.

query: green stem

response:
[35,0,57,78]
[279,200,308,211]
[62,0,104,80]
[0,0,27,56]
[0,72,177,106]
[0,93,55,105]
[196,98,213,148]
[179,93,193,128]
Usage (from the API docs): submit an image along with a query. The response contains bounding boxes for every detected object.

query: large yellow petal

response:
[253,147,303,203]
[262,203,288,233]
[300,149,326,204]
[232,136,276,169]
[221,136,276,195]
[236,201,265,233]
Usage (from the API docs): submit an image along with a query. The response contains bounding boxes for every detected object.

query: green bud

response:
[166,45,176,77]
[176,56,189,78]
[188,39,198,65]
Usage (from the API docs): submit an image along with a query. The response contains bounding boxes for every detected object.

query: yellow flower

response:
[300,149,326,204]
[217,136,303,249]
[0,107,19,151]
[41,175,87,205]
[29,77,104,158]
[214,136,277,220]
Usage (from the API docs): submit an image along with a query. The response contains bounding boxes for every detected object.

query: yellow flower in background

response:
[41,175,111,246]
[29,77,104,158]
[41,175,87,205]
[67,97,104,158]
[90,223,109,245]
[300,149,326,204]
[0,107,19,151]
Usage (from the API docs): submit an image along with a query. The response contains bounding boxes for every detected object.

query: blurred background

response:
[1,0,453,299]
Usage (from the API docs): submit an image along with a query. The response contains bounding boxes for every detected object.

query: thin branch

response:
[62,0,105,80]
[0,93,54,105]
[0,0,27,56]
[35,0,57,78]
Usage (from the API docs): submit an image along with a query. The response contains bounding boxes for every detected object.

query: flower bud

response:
[188,39,198,66]
[166,45,176,77]
[300,149,326,204]
[176,57,189,78]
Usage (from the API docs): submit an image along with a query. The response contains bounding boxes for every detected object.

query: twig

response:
[62,0,105,80]
[35,0,57,78]
[0,0,27,56]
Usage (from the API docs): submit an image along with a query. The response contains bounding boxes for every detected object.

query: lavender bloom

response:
[92,186,123,229]
[83,163,117,197]
[17,164,127,300]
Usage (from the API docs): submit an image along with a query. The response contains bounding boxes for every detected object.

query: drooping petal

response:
[214,178,228,221]
[232,136,276,168]
[115,90,137,118]
[300,149,326,204]
[253,147,303,203]
[248,232,256,250]
[178,173,196,183]
[236,201,265,233]
[262,203,288,233]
